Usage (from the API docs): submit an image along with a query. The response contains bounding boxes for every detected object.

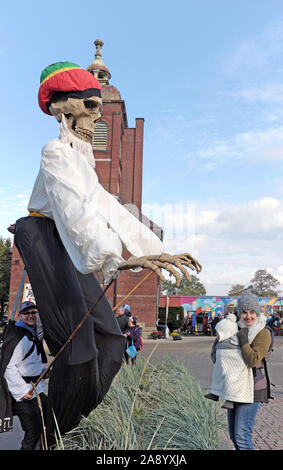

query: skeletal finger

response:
[178,252,200,265]
[157,254,175,264]
[118,256,147,270]
[180,254,202,272]
[141,260,165,282]
[118,258,165,282]
[171,260,192,282]
[154,261,181,287]
[177,260,197,271]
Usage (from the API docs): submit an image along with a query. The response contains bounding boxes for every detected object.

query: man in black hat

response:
[0,301,48,449]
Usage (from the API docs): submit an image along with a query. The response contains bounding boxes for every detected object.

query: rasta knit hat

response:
[38,61,101,115]
[236,290,261,318]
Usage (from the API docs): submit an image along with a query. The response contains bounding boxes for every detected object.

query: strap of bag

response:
[262,357,274,399]
[23,342,35,361]
[22,331,47,363]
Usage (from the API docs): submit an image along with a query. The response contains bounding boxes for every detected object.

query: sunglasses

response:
[20,310,38,316]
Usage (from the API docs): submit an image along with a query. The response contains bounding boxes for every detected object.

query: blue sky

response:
[2,0,283,295]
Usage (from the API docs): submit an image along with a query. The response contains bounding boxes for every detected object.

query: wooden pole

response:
[33,272,118,388]
[33,270,154,387]
[113,270,153,311]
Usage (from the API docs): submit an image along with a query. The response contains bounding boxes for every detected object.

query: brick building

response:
[8,40,163,332]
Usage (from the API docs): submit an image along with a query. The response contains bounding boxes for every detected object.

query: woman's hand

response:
[237,327,249,346]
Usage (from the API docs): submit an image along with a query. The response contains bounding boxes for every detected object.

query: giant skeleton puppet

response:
[10,62,201,441]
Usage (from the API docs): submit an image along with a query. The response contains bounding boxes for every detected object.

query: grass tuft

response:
[60,356,224,450]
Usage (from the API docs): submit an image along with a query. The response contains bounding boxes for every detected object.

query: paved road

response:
[1,335,282,451]
[140,335,283,451]
[141,334,283,388]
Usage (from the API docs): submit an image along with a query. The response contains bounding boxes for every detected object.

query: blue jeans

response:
[227,402,261,450]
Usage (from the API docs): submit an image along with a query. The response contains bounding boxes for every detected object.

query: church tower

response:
[87,39,163,330]
[87,39,143,211]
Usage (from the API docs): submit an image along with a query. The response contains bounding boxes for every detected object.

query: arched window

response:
[92,121,108,150]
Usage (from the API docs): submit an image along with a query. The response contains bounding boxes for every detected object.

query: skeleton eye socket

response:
[84,100,99,110]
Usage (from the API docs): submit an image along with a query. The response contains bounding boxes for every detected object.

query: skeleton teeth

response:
[74,127,94,139]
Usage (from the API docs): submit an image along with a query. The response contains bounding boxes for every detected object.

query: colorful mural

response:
[179,296,237,318]
[160,295,282,318]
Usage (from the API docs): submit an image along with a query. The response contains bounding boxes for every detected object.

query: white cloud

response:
[215,197,283,238]
[187,124,283,170]
[0,187,31,239]
[143,196,283,295]
[146,73,283,173]
[238,84,283,103]
[185,19,283,173]
[224,19,283,75]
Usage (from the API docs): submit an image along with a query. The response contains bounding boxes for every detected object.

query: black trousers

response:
[12,393,48,450]
[14,216,125,438]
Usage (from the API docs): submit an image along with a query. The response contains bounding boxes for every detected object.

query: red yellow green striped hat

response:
[38,61,101,115]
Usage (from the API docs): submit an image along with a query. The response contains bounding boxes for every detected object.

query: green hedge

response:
[158,306,184,331]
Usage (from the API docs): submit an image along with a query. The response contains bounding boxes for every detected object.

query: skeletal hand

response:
[118,253,202,287]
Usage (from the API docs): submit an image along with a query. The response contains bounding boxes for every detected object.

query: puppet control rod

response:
[33,271,119,388]
[32,252,201,388]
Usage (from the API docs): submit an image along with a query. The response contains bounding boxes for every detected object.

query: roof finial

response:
[87,39,111,85]
[94,39,104,63]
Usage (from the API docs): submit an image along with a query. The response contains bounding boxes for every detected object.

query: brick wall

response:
[8,244,26,319]
[93,100,160,329]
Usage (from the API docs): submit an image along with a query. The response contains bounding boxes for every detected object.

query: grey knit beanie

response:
[236,290,260,318]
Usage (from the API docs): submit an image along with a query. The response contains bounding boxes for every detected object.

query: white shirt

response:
[28,116,163,281]
[4,336,47,401]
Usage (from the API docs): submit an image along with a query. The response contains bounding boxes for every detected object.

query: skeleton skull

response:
[49,96,102,143]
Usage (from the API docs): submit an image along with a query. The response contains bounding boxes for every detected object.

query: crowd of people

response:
[0,292,279,451]
[184,307,283,337]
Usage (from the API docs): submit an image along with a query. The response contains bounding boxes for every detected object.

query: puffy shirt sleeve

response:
[41,139,163,280]
[4,338,32,401]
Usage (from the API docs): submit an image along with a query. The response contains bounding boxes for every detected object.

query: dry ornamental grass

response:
[59,354,223,451]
